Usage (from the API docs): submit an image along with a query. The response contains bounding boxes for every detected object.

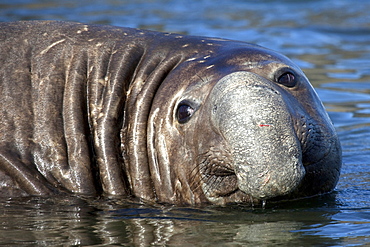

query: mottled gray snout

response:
[210,71,306,199]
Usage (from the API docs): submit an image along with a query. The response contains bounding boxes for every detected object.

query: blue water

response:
[1,0,370,245]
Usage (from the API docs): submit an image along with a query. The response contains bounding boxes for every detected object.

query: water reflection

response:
[0,196,345,246]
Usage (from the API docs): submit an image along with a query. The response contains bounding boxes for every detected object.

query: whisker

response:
[189,147,236,199]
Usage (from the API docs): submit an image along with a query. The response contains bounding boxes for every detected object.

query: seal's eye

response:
[176,102,195,124]
[277,71,297,88]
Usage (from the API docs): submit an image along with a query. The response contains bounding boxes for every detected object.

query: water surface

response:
[1,0,370,245]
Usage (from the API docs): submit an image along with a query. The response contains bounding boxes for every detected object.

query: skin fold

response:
[0,21,342,205]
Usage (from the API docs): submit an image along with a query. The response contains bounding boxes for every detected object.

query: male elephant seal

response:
[0,21,341,205]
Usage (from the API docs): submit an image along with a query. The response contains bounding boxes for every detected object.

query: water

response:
[1,0,370,245]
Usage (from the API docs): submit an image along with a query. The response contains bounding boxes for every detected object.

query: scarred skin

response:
[0,21,341,205]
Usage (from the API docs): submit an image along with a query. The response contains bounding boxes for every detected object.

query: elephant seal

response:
[0,21,341,205]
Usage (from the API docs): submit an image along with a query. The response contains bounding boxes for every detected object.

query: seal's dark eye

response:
[277,71,297,87]
[176,103,195,124]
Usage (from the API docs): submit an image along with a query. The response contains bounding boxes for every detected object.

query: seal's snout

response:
[210,71,307,200]
[236,160,306,199]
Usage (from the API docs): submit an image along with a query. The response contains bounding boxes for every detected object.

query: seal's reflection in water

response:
[0,195,341,245]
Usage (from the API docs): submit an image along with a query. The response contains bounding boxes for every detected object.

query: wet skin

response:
[0,21,341,205]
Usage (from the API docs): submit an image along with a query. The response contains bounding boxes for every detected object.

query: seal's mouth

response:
[198,135,337,203]
[197,152,240,198]
[198,149,306,202]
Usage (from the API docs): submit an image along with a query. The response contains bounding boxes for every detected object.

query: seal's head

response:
[146,43,341,205]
